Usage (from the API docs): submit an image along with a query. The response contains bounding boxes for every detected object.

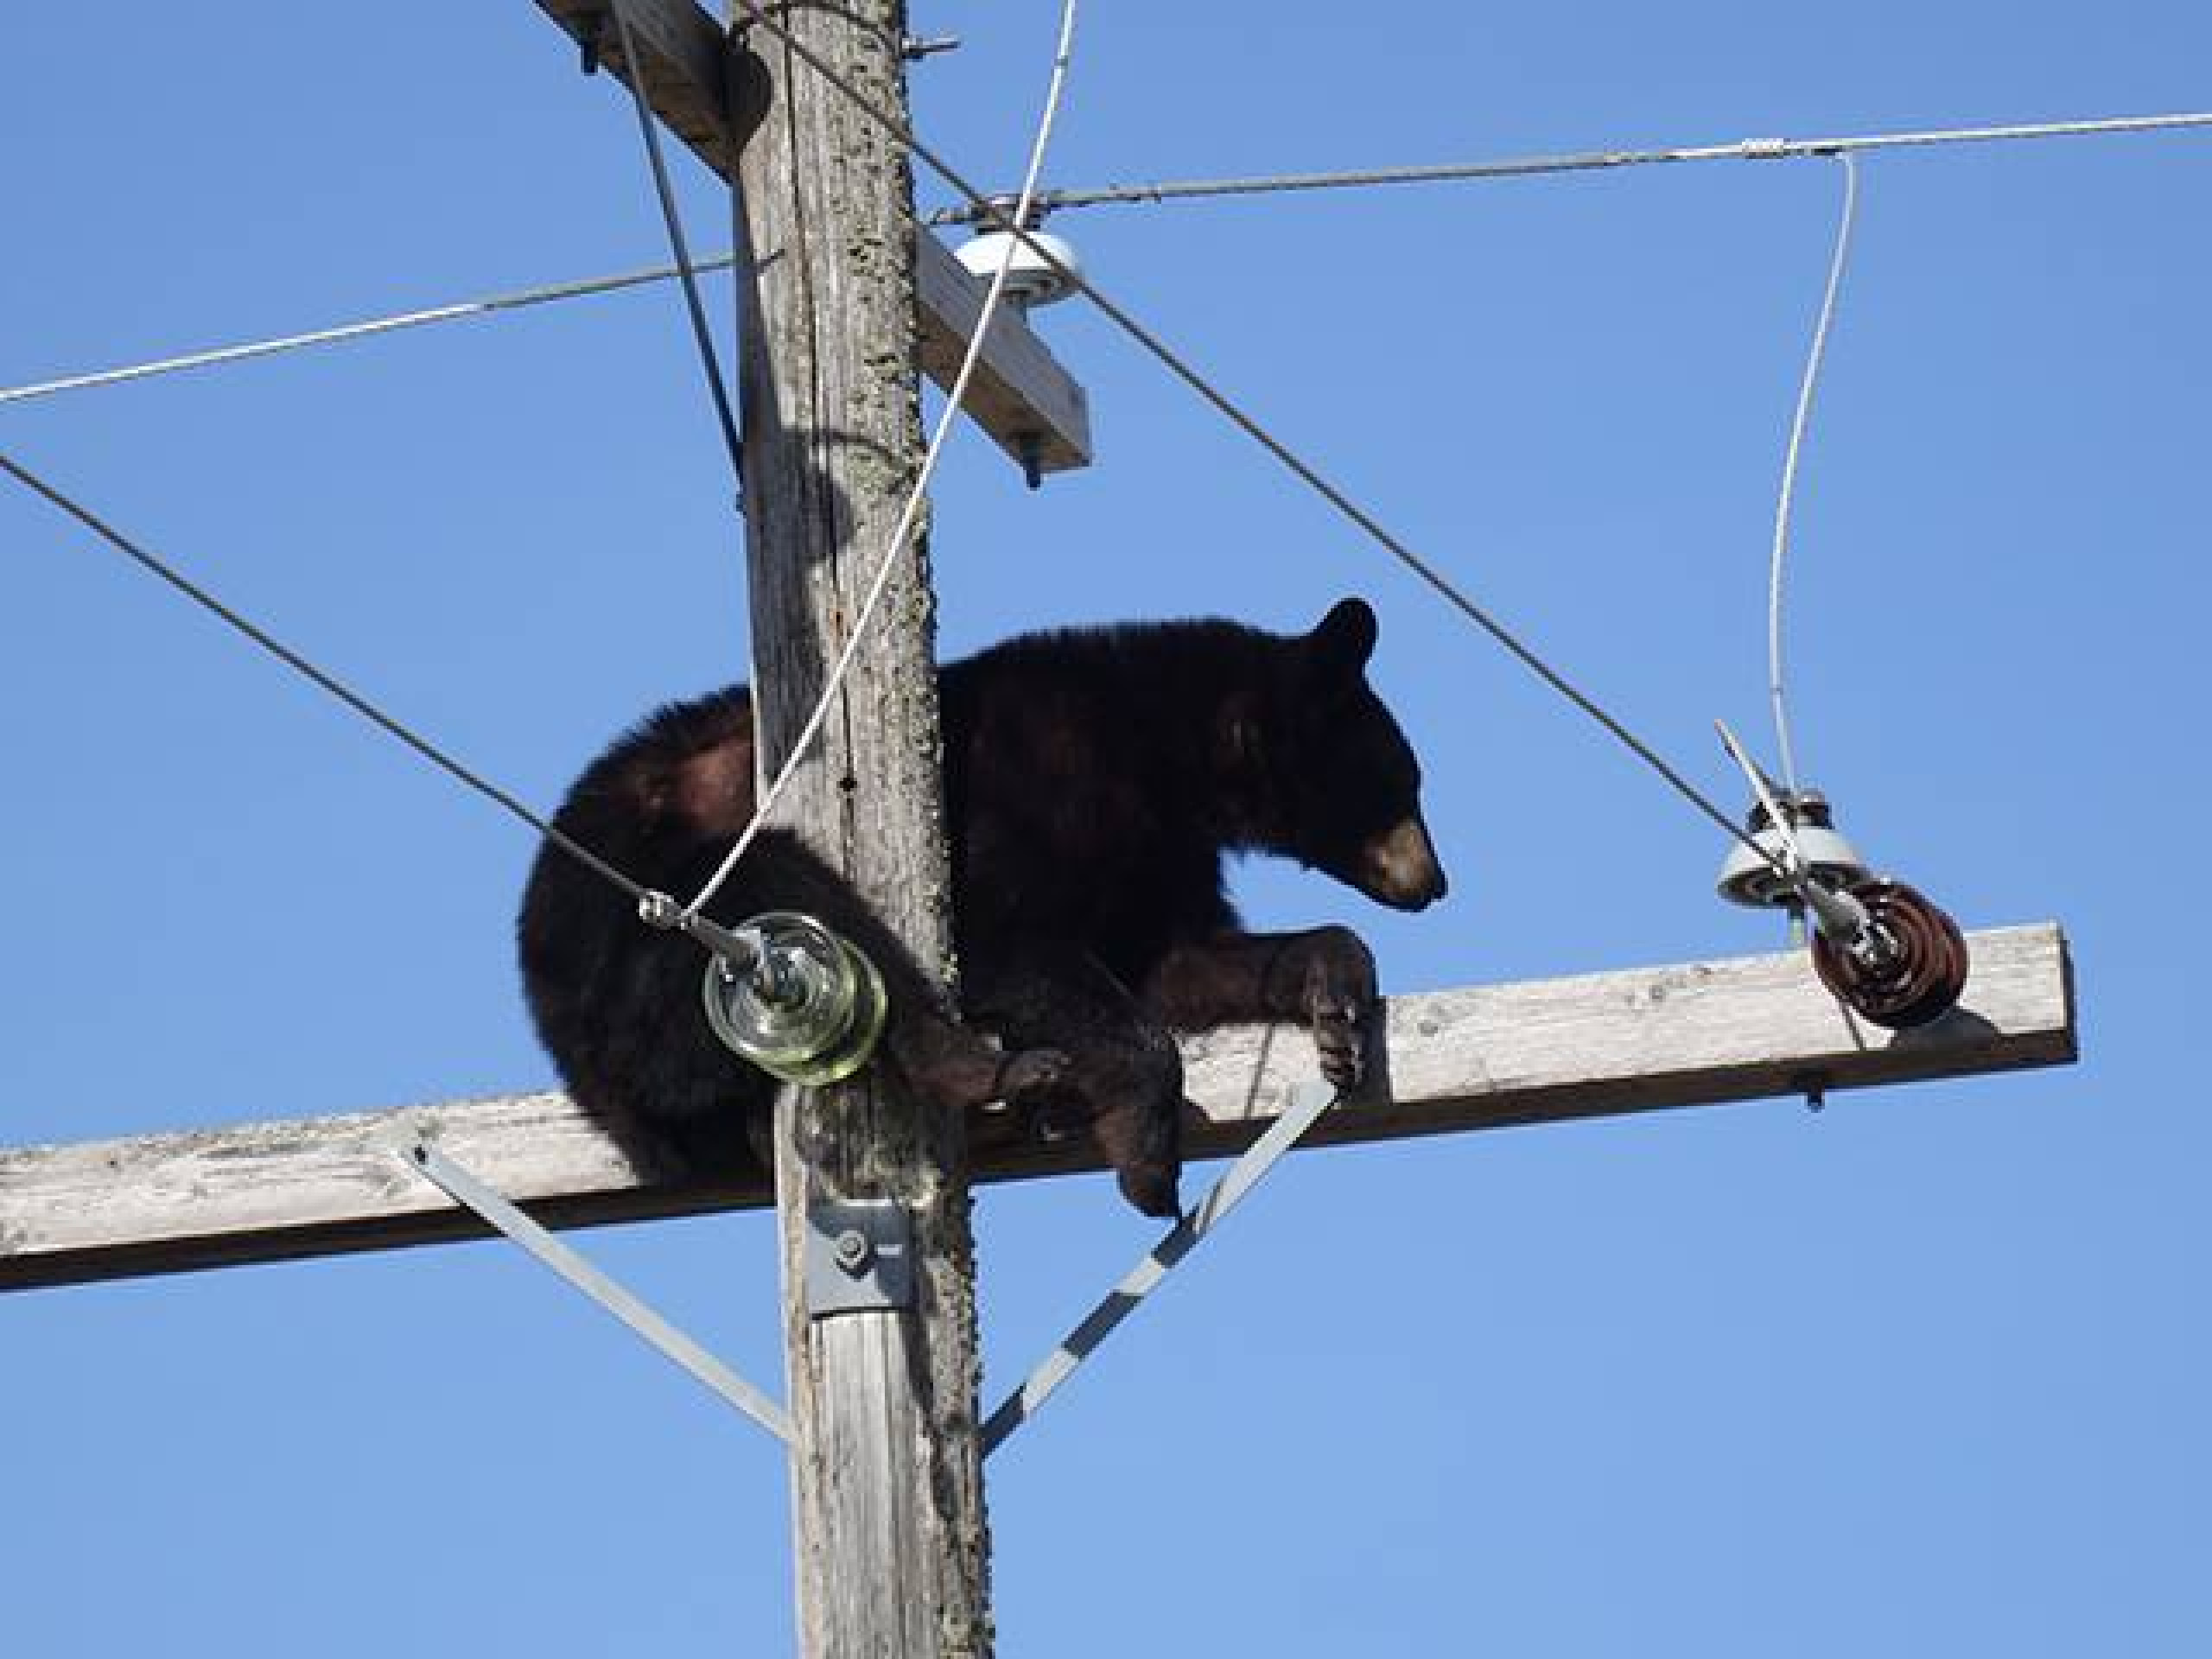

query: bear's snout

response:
[1361,816,1448,910]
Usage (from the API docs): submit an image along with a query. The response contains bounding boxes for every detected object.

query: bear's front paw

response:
[1312,1006,1367,1090]
[995,1046,1074,1103]
[1300,926,1379,1090]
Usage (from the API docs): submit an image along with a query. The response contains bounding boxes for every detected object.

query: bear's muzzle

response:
[1360,815,1448,910]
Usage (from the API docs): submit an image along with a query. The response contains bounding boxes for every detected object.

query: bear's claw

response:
[996,1046,1074,1102]
[1312,1003,1370,1090]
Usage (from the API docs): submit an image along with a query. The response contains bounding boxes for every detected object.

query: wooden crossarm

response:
[530,0,1092,474]
[0,924,2074,1293]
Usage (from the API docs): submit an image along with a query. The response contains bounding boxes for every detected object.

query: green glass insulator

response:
[700,911,887,1085]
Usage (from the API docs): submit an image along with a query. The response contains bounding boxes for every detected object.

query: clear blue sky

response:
[5,4,2207,1655]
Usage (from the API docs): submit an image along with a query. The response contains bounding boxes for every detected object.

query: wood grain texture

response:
[537,0,735,172]
[531,0,1090,477]
[913,233,1090,474]
[729,3,992,1654]
[0,925,2074,1293]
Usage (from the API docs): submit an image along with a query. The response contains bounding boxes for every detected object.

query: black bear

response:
[517,597,1446,1217]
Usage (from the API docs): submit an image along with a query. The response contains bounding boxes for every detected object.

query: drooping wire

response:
[927,108,2212,225]
[0,450,654,907]
[607,0,746,491]
[1768,152,1859,796]
[729,0,1779,866]
[683,0,1082,921]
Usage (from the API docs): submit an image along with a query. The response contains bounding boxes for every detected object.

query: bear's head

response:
[1274,598,1448,912]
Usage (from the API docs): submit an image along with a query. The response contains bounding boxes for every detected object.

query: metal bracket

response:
[401,1139,791,1444]
[804,1198,914,1317]
[982,1081,1340,1455]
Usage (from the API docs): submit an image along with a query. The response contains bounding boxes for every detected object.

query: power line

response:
[1,1,1088,956]
[22,69,2176,882]
[732,0,1781,866]
[0,255,735,407]
[926,108,2212,224]
[0,448,656,911]
[10,110,2202,413]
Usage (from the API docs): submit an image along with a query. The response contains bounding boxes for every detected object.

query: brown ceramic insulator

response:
[1809,879,1972,1028]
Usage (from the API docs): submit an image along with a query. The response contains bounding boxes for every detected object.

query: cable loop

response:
[1768,152,1860,795]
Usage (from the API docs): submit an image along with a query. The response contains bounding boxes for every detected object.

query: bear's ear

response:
[1306,597,1379,677]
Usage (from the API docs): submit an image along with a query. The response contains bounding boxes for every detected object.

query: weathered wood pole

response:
[727,3,993,1656]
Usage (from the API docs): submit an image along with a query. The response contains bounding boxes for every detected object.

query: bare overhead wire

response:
[7,112,2202,413]
[730,0,1777,863]
[0,255,738,408]
[607,0,746,490]
[683,0,1082,920]
[926,108,2212,224]
[0,450,654,906]
[1768,153,1860,797]
[12,58,2196,885]
[0,0,1085,957]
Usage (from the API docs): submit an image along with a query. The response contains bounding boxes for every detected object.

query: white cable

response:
[1768,152,1859,797]
[680,0,1081,921]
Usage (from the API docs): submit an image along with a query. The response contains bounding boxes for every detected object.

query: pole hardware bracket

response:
[400,1137,791,1443]
[805,1198,914,1317]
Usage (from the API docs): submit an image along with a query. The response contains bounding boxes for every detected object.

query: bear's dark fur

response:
[517,598,1446,1217]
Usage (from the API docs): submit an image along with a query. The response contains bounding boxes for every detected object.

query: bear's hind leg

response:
[964,945,1187,1220]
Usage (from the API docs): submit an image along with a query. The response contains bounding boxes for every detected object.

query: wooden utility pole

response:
[728,4,990,1655]
[0,8,2089,1657]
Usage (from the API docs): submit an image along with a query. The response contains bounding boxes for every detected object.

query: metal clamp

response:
[804,1198,914,1317]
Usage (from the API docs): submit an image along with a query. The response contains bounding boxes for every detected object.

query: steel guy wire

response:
[1768,152,1859,798]
[0,448,658,912]
[926,108,2212,224]
[608,0,747,492]
[730,0,1783,869]
[0,255,739,407]
[681,0,1081,923]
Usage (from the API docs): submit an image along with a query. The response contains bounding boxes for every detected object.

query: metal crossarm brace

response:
[403,1140,791,1443]
[982,1082,1339,1456]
